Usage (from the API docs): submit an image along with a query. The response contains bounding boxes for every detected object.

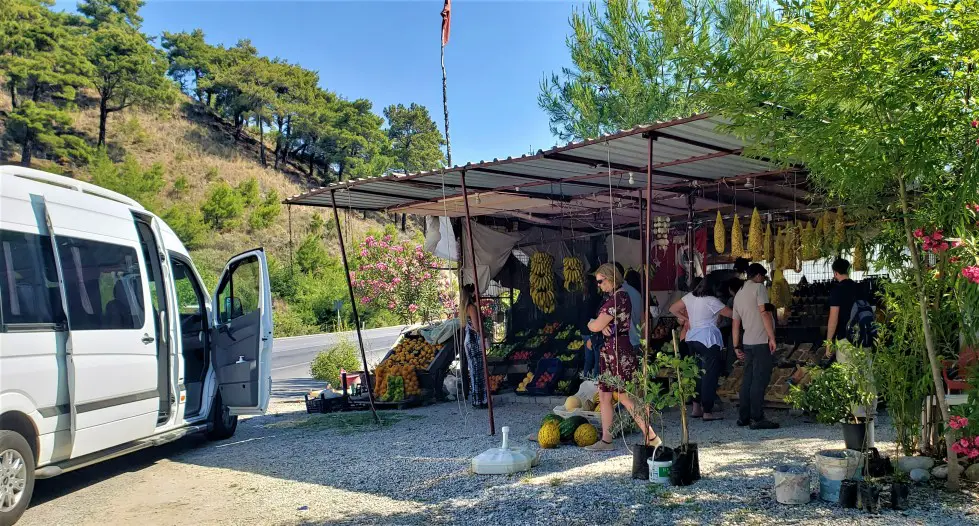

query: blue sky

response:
[57,0,588,166]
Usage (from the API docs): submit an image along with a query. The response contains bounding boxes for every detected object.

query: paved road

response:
[270,325,406,398]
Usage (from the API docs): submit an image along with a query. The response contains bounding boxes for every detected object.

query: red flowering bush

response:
[949,416,979,462]
[351,235,449,324]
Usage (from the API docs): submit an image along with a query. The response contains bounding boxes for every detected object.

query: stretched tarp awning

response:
[284,114,811,230]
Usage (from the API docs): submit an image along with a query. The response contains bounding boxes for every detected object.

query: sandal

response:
[702,413,725,422]
[585,439,615,451]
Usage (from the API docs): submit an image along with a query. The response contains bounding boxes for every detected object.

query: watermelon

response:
[559,416,588,442]
[541,413,564,427]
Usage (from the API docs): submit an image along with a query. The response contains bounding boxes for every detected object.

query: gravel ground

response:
[20,398,979,526]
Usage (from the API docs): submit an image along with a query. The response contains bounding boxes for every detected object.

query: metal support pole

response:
[459,169,496,436]
[288,204,294,278]
[687,193,697,289]
[330,190,379,424]
[643,134,655,383]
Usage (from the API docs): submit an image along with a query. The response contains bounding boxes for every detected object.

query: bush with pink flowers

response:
[351,234,450,324]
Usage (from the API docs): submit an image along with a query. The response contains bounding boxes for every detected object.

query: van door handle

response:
[142,334,155,344]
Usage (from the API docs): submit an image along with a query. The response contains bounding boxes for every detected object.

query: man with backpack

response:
[824,258,878,445]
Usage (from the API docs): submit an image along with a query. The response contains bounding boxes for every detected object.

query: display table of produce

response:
[716,342,823,408]
[355,324,456,408]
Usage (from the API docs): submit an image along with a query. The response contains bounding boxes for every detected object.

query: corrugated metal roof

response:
[284,114,809,228]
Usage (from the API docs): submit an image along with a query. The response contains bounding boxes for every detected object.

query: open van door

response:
[211,249,272,416]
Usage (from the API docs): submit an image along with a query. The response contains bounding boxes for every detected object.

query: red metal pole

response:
[330,190,379,424]
[459,170,496,436]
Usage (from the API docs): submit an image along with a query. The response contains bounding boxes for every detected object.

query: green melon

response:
[541,413,564,427]
[559,415,588,442]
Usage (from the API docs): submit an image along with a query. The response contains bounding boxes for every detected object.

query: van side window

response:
[57,237,145,331]
[216,255,261,324]
[0,229,65,327]
[171,258,205,332]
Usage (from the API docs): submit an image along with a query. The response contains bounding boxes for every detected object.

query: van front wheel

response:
[206,394,238,441]
[0,430,34,526]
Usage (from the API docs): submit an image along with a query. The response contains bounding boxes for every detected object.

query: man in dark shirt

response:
[824,258,859,358]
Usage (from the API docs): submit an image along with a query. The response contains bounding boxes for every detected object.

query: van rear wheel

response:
[0,430,34,526]
[206,394,238,441]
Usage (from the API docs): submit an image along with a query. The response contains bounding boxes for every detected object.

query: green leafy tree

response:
[197,39,258,141]
[201,181,244,230]
[236,176,260,206]
[85,23,175,147]
[88,150,165,207]
[539,0,768,141]
[77,0,143,28]
[383,103,445,174]
[323,98,392,180]
[291,88,340,179]
[1,0,93,164]
[249,189,281,231]
[697,0,979,489]
[161,28,217,103]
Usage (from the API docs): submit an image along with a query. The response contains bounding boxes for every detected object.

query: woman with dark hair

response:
[669,278,733,421]
[460,284,487,408]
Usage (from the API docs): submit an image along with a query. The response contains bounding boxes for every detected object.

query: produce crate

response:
[303,392,348,414]
[525,358,564,396]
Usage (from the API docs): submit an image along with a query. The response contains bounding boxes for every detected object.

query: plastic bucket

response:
[815,449,860,502]
[773,465,811,505]
[647,446,673,485]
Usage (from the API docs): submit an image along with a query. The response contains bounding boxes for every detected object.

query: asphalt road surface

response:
[270,325,406,398]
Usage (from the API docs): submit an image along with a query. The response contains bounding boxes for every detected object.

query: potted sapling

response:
[664,330,703,486]
[786,358,874,502]
[598,341,672,480]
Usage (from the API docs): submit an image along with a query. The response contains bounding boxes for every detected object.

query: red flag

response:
[441,0,451,46]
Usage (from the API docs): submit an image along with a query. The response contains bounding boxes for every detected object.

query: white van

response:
[0,166,273,525]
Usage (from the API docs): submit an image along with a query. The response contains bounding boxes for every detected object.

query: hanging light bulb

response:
[628,172,635,185]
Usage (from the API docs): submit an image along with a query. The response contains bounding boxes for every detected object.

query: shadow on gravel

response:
[29,435,208,507]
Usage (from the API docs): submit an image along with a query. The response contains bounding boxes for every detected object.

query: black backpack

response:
[847,299,877,348]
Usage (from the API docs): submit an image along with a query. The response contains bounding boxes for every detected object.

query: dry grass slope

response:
[2,90,414,284]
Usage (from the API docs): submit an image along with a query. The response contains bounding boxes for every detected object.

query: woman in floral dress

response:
[585,263,661,451]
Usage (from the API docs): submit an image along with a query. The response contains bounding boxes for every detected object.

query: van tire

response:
[206,394,238,441]
[0,430,34,526]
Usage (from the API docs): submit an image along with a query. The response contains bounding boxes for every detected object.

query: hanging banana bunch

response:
[748,208,764,261]
[771,268,791,310]
[529,252,556,314]
[730,214,744,259]
[834,207,846,247]
[801,222,816,261]
[793,221,803,272]
[782,224,798,271]
[562,256,584,292]
[714,210,726,254]
[763,222,773,263]
[773,227,784,270]
[853,238,868,272]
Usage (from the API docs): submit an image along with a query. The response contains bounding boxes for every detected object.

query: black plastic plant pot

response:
[867,448,894,478]
[839,480,859,509]
[842,420,868,451]
[632,444,654,480]
[890,482,910,511]
[670,444,698,486]
[860,482,881,514]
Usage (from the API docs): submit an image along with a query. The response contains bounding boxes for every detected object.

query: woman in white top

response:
[669,278,733,421]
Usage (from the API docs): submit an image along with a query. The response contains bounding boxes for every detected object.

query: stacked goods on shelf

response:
[714,210,726,253]
[540,322,562,335]
[530,252,556,313]
[731,215,745,258]
[763,222,774,263]
[488,374,505,393]
[853,238,868,271]
[567,339,584,350]
[748,208,764,260]
[555,325,581,340]
[563,257,584,292]
[717,342,823,407]
[653,216,670,248]
[516,372,534,393]
[373,336,438,400]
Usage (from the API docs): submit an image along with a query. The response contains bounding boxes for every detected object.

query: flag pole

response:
[440,0,452,166]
